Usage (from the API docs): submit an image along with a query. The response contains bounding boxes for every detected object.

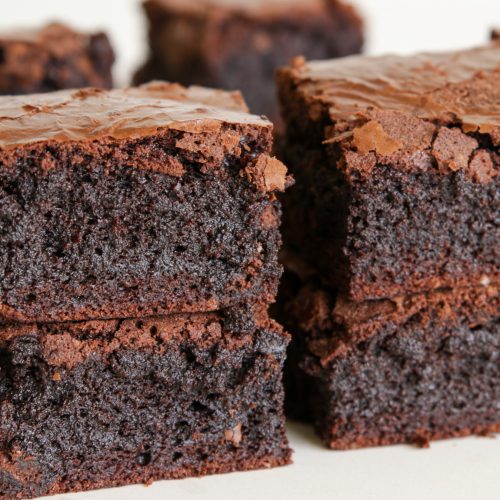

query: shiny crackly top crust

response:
[280,43,500,135]
[0,81,273,149]
[278,43,500,181]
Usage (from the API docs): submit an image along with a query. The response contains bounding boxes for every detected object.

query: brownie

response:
[0,82,291,322]
[0,23,114,95]
[280,275,500,449]
[492,28,500,40]
[277,44,500,301]
[0,308,291,498]
[134,0,364,123]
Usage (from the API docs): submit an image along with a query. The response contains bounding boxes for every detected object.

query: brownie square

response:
[0,82,290,322]
[278,44,500,301]
[0,23,114,95]
[0,309,291,498]
[134,0,363,123]
[281,276,500,449]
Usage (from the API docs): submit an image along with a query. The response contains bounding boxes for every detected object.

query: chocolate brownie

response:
[277,44,500,301]
[0,23,114,95]
[280,276,500,449]
[134,0,363,123]
[0,82,291,322]
[0,309,291,498]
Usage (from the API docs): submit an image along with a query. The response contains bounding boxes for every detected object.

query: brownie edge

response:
[0,310,291,498]
[0,83,291,322]
[281,278,500,449]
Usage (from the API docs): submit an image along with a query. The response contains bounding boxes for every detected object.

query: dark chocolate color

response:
[0,83,290,322]
[281,142,499,302]
[0,310,291,498]
[278,45,500,300]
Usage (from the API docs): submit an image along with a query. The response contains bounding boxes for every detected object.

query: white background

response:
[1,0,499,85]
[1,1,499,499]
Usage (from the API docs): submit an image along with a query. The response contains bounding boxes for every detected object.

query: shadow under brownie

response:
[0,309,291,499]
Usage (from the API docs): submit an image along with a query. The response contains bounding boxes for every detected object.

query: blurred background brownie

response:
[0,23,114,94]
[0,82,290,323]
[0,309,291,498]
[134,0,364,123]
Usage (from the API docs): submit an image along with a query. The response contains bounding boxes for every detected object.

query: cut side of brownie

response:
[278,44,500,301]
[134,0,364,123]
[0,310,291,499]
[281,277,500,449]
[0,23,114,95]
[0,82,291,322]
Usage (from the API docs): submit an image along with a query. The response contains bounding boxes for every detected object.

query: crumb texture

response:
[280,279,500,449]
[0,314,291,498]
[278,44,500,300]
[0,82,290,322]
[281,143,499,300]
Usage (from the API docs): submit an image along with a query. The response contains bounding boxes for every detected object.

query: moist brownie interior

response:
[281,140,499,301]
[0,83,290,322]
[0,310,291,498]
[277,44,500,301]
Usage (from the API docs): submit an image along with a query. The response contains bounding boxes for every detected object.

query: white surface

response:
[2,1,500,499]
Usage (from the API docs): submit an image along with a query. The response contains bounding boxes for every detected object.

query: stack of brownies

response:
[0,82,291,498]
[277,43,500,448]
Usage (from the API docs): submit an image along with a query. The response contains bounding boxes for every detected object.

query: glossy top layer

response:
[283,43,500,134]
[0,82,269,149]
